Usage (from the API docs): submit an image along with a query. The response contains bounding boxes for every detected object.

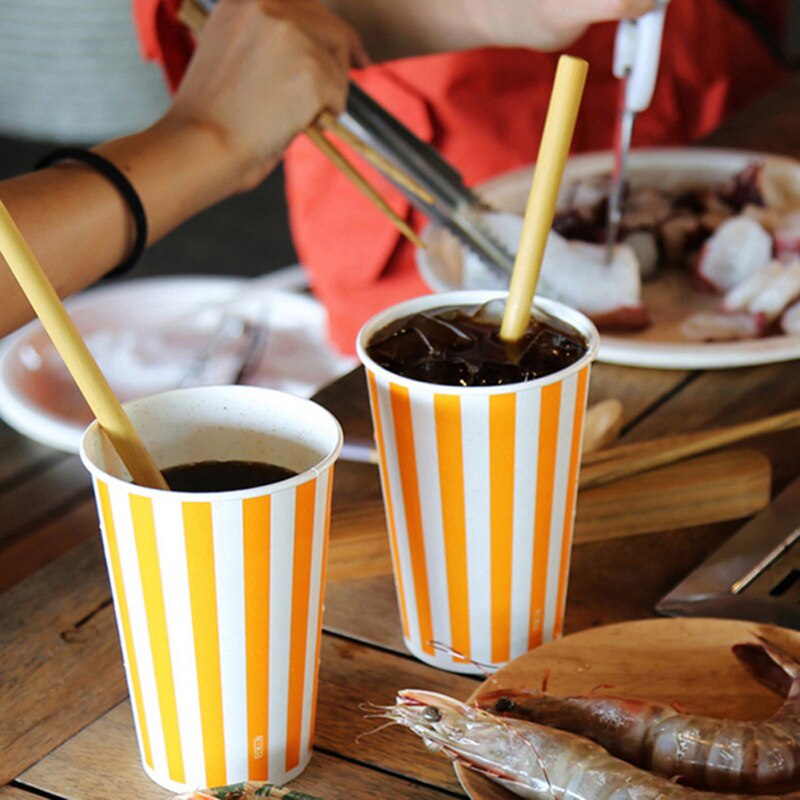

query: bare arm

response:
[324,0,658,61]
[0,0,363,338]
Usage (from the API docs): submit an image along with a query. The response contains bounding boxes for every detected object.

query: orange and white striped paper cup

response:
[357,292,599,674]
[80,386,342,793]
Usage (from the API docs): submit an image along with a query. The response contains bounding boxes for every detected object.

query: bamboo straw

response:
[579,406,800,490]
[178,0,426,249]
[0,199,169,491]
[306,126,425,248]
[500,55,588,341]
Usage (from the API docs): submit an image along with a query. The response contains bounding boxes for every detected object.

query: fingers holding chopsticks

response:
[168,0,368,190]
[258,0,372,70]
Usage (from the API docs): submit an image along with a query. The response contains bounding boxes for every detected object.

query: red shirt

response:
[133,0,788,354]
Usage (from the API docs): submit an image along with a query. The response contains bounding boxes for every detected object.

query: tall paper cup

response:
[80,386,342,792]
[357,291,599,674]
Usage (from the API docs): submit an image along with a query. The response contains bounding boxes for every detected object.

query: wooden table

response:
[2,75,800,800]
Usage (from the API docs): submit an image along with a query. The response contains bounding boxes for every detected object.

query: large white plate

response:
[0,273,355,453]
[417,148,800,370]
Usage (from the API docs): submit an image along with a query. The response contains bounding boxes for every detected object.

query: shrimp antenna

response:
[358,701,395,713]
[355,720,400,743]
[429,640,496,678]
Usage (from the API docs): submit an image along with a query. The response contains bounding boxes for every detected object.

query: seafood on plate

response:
[387,689,797,800]
[553,162,800,341]
[463,211,649,332]
[461,162,800,340]
[476,636,800,793]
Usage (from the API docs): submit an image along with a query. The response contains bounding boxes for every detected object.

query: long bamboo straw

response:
[500,55,588,341]
[0,199,169,490]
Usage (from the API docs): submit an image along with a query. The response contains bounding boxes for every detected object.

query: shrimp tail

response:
[732,635,800,698]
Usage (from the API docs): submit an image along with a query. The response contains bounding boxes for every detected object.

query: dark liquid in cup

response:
[163,460,298,492]
[366,303,588,386]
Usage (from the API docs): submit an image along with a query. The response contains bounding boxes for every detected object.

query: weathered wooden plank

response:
[20,644,469,800]
[0,537,126,785]
[0,788,48,800]
[0,496,99,594]
[620,361,800,488]
[0,455,92,547]
[325,575,406,650]
[587,363,691,427]
[0,426,60,486]
[307,635,478,794]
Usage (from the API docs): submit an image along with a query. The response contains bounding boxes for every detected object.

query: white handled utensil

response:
[605,0,670,261]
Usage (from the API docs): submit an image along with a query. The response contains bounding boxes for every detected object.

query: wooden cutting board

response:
[327,448,771,583]
[456,618,800,800]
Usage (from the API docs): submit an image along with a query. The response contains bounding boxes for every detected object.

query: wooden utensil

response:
[0,200,169,490]
[501,55,588,341]
[582,398,624,454]
[305,126,424,248]
[579,407,800,489]
[317,111,436,204]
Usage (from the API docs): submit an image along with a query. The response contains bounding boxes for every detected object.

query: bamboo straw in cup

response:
[80,385,343,792]
[502,55,588,341]
[357,292,599,674]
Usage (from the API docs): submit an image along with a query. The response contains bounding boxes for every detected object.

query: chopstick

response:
[579,407,800,490]
[316,111,435,204]
[305,126,424,248]
[177,0,430,247]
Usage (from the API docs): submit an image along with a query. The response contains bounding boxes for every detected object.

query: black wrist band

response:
[35,147,148,277]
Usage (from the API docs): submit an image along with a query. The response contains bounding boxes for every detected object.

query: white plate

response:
[417,148,800,370]
[0,274,356,453]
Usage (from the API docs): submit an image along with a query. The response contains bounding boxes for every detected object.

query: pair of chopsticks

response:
[178,0,433,249]
[579,407,800,490]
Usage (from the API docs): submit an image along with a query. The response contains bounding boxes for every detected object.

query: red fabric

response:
[132,0,789,354]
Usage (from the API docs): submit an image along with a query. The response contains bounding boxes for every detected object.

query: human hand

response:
[478,0,660,52]
[163,0,369,190]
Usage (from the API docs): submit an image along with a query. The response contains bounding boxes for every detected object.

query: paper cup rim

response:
[79,385,343,500]
[356,291,600,395]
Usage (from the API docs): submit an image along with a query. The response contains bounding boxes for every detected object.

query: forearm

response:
[323,0,658,60]
[0,0,360,338]
[0,118,249,338]
[322,0,493,60]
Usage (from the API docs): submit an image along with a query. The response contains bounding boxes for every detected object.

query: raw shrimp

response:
[387,689,797,800]
[476,636,800,793]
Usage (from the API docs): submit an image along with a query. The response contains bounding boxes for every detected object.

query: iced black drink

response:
[365,299,588,386]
